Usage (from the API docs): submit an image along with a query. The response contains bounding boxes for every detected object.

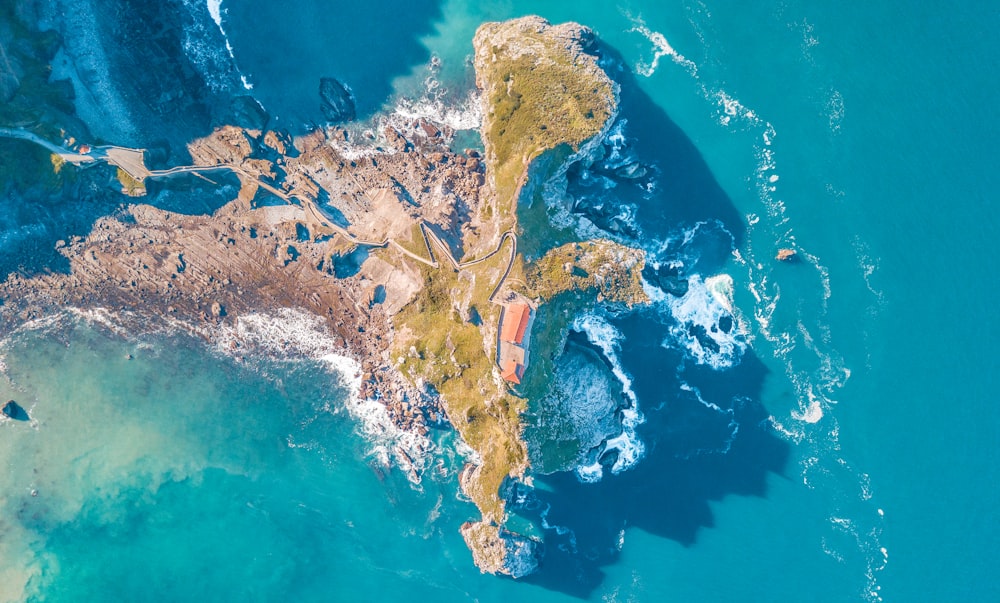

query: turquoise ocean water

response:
[2,1,998,600]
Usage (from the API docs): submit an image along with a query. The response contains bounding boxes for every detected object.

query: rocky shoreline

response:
[1,115,485,435]
[0,12,649,577]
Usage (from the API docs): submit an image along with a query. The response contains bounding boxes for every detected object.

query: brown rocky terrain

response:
[0,118,484,435]
[0,15,647,577]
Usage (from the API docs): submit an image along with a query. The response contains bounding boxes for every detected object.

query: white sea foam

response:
[206,0,223,27]
[569,314,645,481]
[392,88,483,132]
[632,24,887,595]
[602,119,630,167]
[628,19,698,78]
[827,89,845,133]
[679,382,740,455]
[539,109,630,237]
[203,0,252,90]
[538,356,623,474]
[574,461,604,484]
[792,395,824,424]
[662,274,746,369]
[215,308,433,483]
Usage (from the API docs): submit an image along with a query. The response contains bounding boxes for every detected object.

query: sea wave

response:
[628,19,888,599]
[660,274,747,370]
[3,306,434,485]
[215,308,434,484]
[539,117,650,246]
[391,67,483,132]
[569,313,645,482]
[627,16,699,78]
[177,0,246,93]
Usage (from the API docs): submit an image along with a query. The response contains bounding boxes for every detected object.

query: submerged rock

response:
[642,263,689,297]
[2,400,29,421]
[230,95,270,131]
[319,77,356,123]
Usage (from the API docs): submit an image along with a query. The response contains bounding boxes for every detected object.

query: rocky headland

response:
[0,14,648,576]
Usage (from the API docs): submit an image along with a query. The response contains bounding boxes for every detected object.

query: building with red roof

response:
[498,301,532,384]
[500,302,530,344]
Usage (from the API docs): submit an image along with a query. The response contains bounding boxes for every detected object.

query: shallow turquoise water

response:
[2,0,998,600]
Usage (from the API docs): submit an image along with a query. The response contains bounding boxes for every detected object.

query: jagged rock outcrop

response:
[319,77,356,123]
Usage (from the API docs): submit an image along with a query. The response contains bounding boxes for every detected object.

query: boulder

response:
[642,263,689,297]
[319,77,356,123]
[776,248,797,262]
[229,95,270,131]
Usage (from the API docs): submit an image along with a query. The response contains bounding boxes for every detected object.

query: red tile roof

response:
[501,359,523,384]
[501,302,530,344]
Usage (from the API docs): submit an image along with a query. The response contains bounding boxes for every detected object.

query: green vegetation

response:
[393,19,643,566]
[394,222,434,263]
[477,21,616,228]
[393,245,523,520]
[525,239,648,304]
[116,167,146,196]
[517,241,647,415]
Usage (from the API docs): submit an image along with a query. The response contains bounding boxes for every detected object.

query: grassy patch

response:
[525,239,648,304]
[116,167,146,196]
[393,240,523,520]
[479,28,616,222]
[394,222,433,261]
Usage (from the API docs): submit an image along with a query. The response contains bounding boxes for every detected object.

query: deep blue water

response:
[1,1,998,601]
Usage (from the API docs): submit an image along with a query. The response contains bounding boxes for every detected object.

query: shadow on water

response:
[145,171,243,215]
[517,341,787,598]
[511,42,786,598]
[0,148,242,278]
[0,140,117,277]
[564,43,745,250]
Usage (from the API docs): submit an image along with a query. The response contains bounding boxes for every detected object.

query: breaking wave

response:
[391,60,483,132]
[569,313,645,483]
[215,308,433,483]
[177,0,246,92]
[646,271,747,370]
[628,17,888,599]
[628,17,699,78]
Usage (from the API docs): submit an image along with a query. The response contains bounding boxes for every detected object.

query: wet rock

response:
[614,162,648,180]
[230,95,270,131]
[459,521,540,578]
[776,248,797,262]
[642,263,689,297]
[262,131,288,156]
[383,126,411,153]
[319,77,356,123]
[419,120,441,139]
[571,197,638,237]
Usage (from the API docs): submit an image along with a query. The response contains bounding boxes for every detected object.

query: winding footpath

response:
[1,127,521,302]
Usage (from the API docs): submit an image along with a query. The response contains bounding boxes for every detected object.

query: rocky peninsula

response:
[0,14,648,575]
